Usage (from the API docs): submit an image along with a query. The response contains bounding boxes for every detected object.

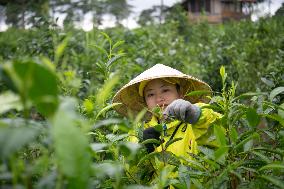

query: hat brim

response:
[112,75,212,118]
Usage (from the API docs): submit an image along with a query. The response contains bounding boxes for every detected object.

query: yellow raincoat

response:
[144,103,222,159]
[130,103,222,158]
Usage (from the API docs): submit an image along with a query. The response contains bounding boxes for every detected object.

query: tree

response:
[105,0,132,25]
[138,5,169,26]
[274,3,284,17]
[0,0,49,28]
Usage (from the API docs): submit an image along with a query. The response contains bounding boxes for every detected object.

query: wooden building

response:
[181,0,257,23]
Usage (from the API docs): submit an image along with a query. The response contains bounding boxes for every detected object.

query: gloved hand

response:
[142,127,161,153]
[163,99,201,124]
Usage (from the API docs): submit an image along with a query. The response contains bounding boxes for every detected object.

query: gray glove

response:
[163,99,201,124]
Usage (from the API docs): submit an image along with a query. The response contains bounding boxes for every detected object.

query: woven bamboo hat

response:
[112,64,212,117]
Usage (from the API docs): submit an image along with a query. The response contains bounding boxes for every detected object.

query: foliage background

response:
[0,3,283,189]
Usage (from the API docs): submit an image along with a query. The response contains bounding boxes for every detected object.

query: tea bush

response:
[0,16,283,188]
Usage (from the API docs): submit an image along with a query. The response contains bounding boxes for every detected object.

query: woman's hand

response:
[163,99,201,124]
[142,127,161,153]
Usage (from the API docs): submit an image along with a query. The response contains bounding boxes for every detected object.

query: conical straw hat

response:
[112,64,212,117]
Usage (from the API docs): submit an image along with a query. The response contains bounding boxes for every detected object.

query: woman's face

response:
[144,79,181,110]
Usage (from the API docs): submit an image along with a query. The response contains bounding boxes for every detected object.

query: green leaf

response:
[214,146,228,164]
[93,162,122,179]
[124,185,152,189]
[214,125,227,146]
[177,165,191,189]
[220,66,227,83]
[100,31,112,44]
[119,142,141,158]
[234,132,259,151]
[137,151,160,167]
[278,103,284,119]
[261,77,274,87]
[112,40,125,50]
[229,127,238,144]
[259,175,284,189]
[186,90,212,97]
[165,137,182,149]
[233,92,267,101]
[259,163,284,171]
[263,114,284,127]
[95,102,122,120]
[89,44,108,56]
[51,98,91,189]
[90,143,108,152]
[0,91,22,114]
[92,118,123,129]
[0,125,39,159]
[106,53,126,68]
[83,98,94,113]
[3,60,58,117]
[246,108,260,127]
[269,87,284,101]
[244,139,253,152]
[96,73,120,107]
[106,133,128,142]
[141,138,161,146]
[55,35,70,64]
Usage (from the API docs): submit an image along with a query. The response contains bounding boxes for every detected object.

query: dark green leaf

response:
[246,108,260,127]
[165,137,182,149]
[259,175,284,189]
[259,163,284,171]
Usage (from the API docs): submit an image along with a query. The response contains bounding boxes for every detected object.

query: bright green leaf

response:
[95,102,122,120]
[51,98,91,188]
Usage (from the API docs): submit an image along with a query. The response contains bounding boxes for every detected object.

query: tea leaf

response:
[234,132,259,151]
[83,98,94,113]
[112,40,125,50]
[220,66,227,83]
[89,44,108,56]
[51,98,91,188]
[246,108,260,127]
[214,125,227,146]
[141,138,161,145]
[233,92,266,101]
[259,175,284,189]
[95,102,122,120]
[278,103,284,119]
[93,162,122,179]
[263,114,284,127]
[0,125,39,159]
[90,143,108,152]
[96,73,120,107]
[259,163,284,171]
[3,60,59,117]
[0,91,22,114]
[55,35,69,64]
[106,53,126,68]
[186,90,212,97]
[137,151,160,167]
[165,137,182,149]
[93,118,123,129]
[269,87,284,101]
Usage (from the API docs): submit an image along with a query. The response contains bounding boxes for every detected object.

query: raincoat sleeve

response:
[192,103,223,148]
